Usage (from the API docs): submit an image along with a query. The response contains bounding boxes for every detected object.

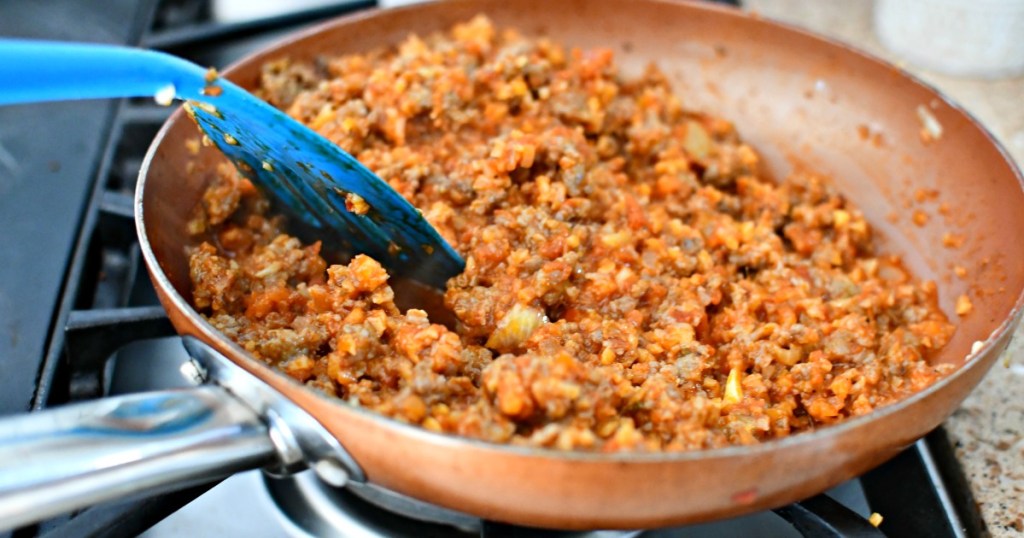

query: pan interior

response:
[143,0,1024,375]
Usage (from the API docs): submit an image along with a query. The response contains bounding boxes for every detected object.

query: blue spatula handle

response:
[0,39,208,105]
[0,39,466,287]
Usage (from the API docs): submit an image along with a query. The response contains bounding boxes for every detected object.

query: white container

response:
[211,0,341,23]
[874,0,1024,79]
[212,0,433,22]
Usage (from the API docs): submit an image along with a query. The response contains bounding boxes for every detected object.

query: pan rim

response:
[136,0,1024,465]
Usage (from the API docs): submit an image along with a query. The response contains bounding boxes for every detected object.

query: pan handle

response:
[0,385,276,532]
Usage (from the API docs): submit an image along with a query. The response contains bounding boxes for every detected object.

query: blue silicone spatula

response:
[0,40,465,288]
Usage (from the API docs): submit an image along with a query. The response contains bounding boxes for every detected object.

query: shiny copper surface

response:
[136,0,1024,528]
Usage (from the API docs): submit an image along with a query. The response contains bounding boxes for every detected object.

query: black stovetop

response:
[0,1,987,536]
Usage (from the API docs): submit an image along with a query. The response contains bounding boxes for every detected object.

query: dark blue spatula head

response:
[181,76,464,289]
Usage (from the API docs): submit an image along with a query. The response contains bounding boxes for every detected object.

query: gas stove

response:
[0,1,987,536]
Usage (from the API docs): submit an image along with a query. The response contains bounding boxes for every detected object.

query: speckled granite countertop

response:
[743,1,1024,534]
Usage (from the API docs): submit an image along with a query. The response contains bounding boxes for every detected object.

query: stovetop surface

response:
[0,0,149,414]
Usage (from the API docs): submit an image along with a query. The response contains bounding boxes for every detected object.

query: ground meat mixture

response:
[188,16,956,452]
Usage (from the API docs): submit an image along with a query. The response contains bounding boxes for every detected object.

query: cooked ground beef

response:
[188,16,955,452]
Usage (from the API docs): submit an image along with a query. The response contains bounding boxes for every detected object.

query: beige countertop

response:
[744,0,1024,535]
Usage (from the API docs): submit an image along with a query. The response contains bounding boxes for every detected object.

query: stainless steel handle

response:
[0,385,276,531]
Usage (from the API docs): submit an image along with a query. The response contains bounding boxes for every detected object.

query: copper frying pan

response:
[4,0,1024,531]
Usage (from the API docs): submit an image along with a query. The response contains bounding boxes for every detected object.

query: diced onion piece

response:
[345,192,370,215]
[868,512,883,527]
[724,367,743,405]
[486,304,547,352]
[254,261,282,279]
[683,120,712,159]
[422,417,442,432]
[832,209,850,228]
[917,105,943,142]
[154,84,175,106]
[956,294,973,317]
[191,101,221,118]
[773,345,802,367]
